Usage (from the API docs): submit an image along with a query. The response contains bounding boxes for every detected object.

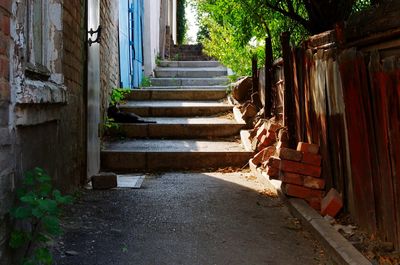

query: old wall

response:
[100,0,119,121]
[0,0,87,263]
[0,0,13,264]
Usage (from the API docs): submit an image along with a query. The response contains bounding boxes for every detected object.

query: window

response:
[26,0,49,77]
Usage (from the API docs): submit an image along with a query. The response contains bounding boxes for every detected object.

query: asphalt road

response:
[54,171,330,265]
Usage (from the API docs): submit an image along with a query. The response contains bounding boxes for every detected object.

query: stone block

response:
[277,147,303,162]
[267,157,322,178]
[91,172,117,190]
[297,142,319,154]
[321,188,343,217]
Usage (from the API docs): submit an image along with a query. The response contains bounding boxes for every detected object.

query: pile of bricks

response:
[249,119,283,153]
[265,142,325,211]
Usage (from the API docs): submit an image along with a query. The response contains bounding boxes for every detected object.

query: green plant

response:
[173,53,181,61]
[104,117,120,131]
[177,0,187,44]
[9,167,74,265]
[110,88,130,106]
[140,76,151,88]
[155,54,162,66]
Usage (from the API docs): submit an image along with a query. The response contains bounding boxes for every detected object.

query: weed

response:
[140,76,151,88]
[110,88,131,106]
[9,167,74,265]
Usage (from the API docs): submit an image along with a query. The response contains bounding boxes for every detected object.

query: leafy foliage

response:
[177,0,187,44]
[140,76,151,88]
[195,0,372,76]
[110,88,130,106]
[9,167,74,265]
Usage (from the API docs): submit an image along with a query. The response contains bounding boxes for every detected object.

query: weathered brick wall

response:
[100,0,119,122]
[0,0,13,264]
[59,0,87,189]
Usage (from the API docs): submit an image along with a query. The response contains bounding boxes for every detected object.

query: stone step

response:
[154,67,227,78]
[148,85,228,90]
[119,100,232,117]
[170,55,212,61]
[150,77,229,87]
[118,117,245,139]
[159,61,221,68]
[101,139,253,172]
[125,88,227,101]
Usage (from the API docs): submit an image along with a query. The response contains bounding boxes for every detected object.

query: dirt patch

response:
[334,213,400,265]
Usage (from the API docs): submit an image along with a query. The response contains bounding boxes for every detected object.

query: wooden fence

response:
[259,5,400,247]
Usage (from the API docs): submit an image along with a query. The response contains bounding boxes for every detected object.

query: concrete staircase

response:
[101,60,253,172]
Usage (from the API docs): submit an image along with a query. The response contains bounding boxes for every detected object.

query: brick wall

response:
[0,0,12,264]
[59,0,87,189]
[100,0,119,122]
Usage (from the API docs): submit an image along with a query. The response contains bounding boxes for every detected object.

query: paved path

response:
[54,172,330,265]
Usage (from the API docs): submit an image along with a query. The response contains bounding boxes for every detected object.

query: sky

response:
[185,3,199,44]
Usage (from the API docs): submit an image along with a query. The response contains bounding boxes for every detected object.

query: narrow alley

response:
[1,1,399,264]
[55,172,328,265]
[55,54,329,264]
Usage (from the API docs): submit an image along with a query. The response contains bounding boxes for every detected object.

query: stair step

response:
[147,85,228,90]
[150,77,229,87]
[119,100,232,117]
[154,67,227,78]
[118,117,245,139]
[159,61,221,68]
[101,139,253,172]
[125,88,226,101]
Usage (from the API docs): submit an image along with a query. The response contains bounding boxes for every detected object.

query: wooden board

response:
[338,48,377,233]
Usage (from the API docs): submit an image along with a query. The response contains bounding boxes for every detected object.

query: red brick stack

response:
[265,142,325,211]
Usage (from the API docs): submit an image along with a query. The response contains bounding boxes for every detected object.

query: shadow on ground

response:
[53,171,331,265]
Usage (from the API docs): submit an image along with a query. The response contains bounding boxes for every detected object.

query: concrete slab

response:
[119,117,245,139]
[117,175,145,189]
[154,67,227,78]
[125,88,227,101]
[150,77,229,87]
[101,139,253,171]
[103,139,249,152]
[148,85,228,90]
[158,60,221,67]
[119,100,233,117]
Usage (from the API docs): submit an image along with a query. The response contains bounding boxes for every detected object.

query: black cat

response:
[107,105,156,124]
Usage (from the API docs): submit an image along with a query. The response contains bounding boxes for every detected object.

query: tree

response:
[195,0,371,76]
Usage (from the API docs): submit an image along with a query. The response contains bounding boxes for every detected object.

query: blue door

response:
[119,0,143,88]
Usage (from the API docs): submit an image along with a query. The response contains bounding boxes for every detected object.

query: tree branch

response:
[263,0,312,32]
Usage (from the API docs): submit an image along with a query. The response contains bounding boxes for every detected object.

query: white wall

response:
[143,0,176,76]
[143,0,161,76]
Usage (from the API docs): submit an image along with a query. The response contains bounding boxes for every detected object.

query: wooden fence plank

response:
[325,50,348,198]
[384,57,400,248]
[339,48,377,233]
[368,52,397,245]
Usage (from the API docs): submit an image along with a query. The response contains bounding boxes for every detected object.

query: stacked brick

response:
[265,142,325,211]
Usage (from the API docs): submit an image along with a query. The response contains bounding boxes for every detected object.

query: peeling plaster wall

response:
[0,0,87,263]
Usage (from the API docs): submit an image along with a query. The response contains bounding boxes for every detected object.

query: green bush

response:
[9,167,74,265]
